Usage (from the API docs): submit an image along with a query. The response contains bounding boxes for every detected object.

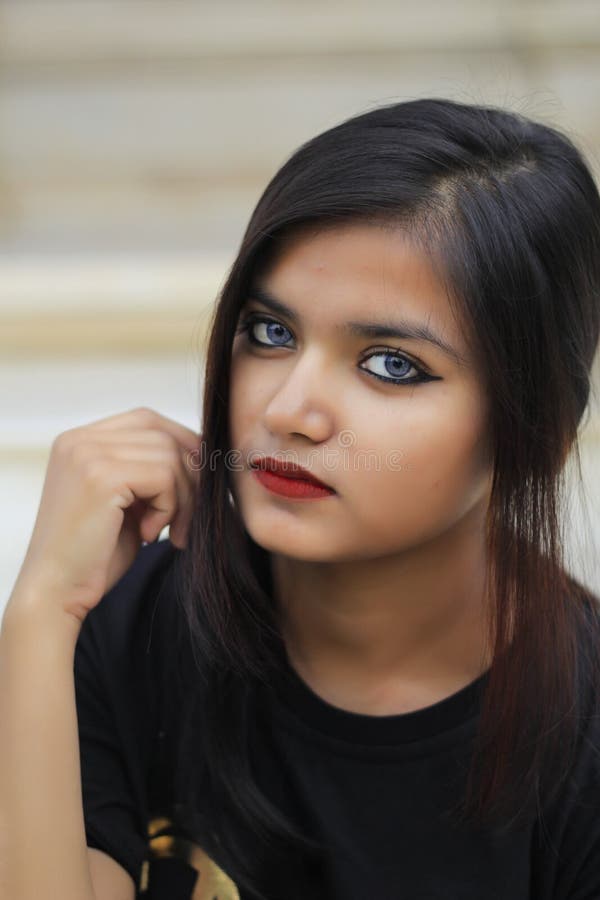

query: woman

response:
[2,97,600,900]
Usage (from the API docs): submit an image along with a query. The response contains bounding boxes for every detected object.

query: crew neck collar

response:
[269,646,490,747]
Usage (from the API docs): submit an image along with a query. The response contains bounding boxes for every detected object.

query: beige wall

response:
[1,0,599,609]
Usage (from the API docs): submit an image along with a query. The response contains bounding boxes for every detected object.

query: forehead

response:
[252,222,470,364]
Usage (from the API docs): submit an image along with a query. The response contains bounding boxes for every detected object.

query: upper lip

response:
[250,456,334,490]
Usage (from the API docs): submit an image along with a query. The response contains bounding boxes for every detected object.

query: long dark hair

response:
[171,97,600,899]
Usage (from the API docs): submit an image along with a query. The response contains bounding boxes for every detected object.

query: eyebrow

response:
[245,285,467,367]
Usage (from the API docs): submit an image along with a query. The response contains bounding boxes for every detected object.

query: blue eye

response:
[245,316,292,347]
[236,313,433,387]
[360,351,420,384]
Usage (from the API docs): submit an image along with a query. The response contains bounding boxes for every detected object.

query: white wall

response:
[2,0,599,611]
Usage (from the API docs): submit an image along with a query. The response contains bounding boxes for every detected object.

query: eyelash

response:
[235,313,433,387]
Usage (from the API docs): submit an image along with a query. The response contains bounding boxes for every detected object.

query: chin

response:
[243,519,360,564]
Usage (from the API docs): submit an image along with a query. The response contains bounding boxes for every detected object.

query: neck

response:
[272,507,493,715]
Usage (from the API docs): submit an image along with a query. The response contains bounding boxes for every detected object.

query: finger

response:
[100,458,181,543]
[95,443,197,541]
[72,407,203,453]
[73,429,195,453]
[68,431,197,510]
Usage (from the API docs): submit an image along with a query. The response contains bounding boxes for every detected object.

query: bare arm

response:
[0,583,100,900]
[0,408,200,900]
[88,848,135,900]
[0,583,137,899]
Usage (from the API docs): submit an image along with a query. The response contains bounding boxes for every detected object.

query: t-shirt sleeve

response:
[553,607,600,899]
[543,769,600,899]
[531,615,600,900]
[73,538,179,889]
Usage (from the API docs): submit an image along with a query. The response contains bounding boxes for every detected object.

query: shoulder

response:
[73,540,183,888]
[74,538,185,719]
[76,538,181,658]
[548,584,600,804]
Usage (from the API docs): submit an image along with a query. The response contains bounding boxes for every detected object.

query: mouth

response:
[250,456,334,491]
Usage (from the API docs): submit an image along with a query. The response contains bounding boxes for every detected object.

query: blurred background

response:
[1,0,600,611]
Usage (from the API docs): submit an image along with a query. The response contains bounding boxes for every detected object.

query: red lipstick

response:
[250,456,336,500]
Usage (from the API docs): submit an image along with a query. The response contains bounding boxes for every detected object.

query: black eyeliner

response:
[236,312,438,387]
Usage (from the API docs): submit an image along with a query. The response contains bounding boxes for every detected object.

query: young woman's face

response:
[228,222,493,562]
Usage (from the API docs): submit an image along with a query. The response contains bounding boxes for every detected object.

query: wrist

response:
[2,576,83,650]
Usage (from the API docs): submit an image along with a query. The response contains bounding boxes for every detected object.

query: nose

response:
[261,348,336,443]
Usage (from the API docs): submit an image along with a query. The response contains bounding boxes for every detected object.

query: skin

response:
[229,222,495,715]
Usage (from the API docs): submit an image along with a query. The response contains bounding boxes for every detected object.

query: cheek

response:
[345,400,491,536]
[228,352,257,445]
[228,354,276,464]
[228,378,245,447]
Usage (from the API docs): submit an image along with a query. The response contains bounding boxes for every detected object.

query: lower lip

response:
[251,468,336,499]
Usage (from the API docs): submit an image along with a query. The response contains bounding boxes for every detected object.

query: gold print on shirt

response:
[142,815,241,900]
[188,842,241,900]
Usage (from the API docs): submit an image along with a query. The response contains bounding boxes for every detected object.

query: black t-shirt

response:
[74,538,600,899]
